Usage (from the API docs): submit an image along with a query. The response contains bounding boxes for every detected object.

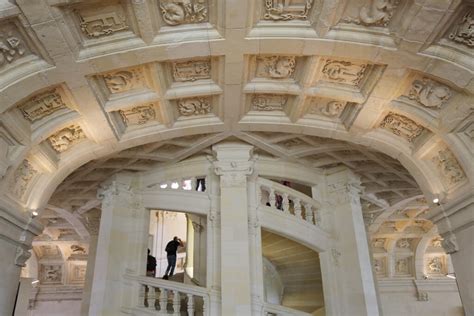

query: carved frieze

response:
[321,60,368,86]
[11,160,38,198]
[432,147,466,186]
[448,11,473,47]
[379,113,424,143]
[252,94,288,111]
[343,0,400,27]
[19,89,68,122]
[75,6,129,38]
[119,104,157,125]
[309,99,346,117]
[40,264,62,284]
[263,0,313,21]
[256,56,296,79]
[177,97,211,116]
[160,0,208,26]
[0,22,29,69]
[102,68,144,94]
[48,125,85,153]
[408,78,451,109]
[172,59,211,82]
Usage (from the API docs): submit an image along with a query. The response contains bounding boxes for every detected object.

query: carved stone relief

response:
[263,0,313,21]
[102,68,144,94]
[48,125,85,153]
[431,237,443,248]
[309,99,346,117]
[75,5,129,38]
[172,59,210,82]
[379,113,424,142]
[373,257,386,275]
[448,11,473,47]
[321,60,367,86]
[15,246,31,267]
[11,159,38,198]
[396,238,411,249]
[256,56,296,79]
[343,0,400,27]
[119,104,157,125]
[160,0,208,26]
[252,94,288,111]
[19,89,68,122]
[372,238,386,249]
[395,257,409,274]
[71,244,87,254]
[432,147,466,186]
[40,264,62,284]
[440,232,459,254]
[0,22,29,68]
[408,78,451,109]
[177,97,211,116]
[427,257,443,274]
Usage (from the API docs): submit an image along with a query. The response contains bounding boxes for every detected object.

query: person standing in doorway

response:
[146,249,157,277]
[163,236,183,279]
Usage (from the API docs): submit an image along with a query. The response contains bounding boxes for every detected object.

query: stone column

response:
[0,206,42,316]
[212,142,255,316]
[318,168,380,316]
[432,198,474,315]
[88,173,148,315]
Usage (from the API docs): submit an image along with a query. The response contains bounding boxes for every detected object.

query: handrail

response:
[257,178,322,227]
[263,303,313,316]
[126,274,209,297]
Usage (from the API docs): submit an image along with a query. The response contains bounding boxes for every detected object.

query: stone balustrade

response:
[264,302,314,316]
[257,178,321,227]
[129,274,209,315]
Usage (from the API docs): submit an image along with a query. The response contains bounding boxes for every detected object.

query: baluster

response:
[269,188,276,208]
[314,209,322,227]
[190,177,197,191]
[304,203,313,224]
[148,286,157,310]
[172,290,180,315]
[294,198,302,219]
[159,288,168,313]
[187,294,195,316]
[282,193,290,213]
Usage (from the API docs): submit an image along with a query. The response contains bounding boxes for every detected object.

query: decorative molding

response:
[11,159,38,198]
[252,94,287,111]
[19,89,68,123]
[48,125,85,153]
[102,68,144,94]
[447,11,473,47]
[408,78,451,109]
[309,99,346,117]
[432,147,466,186]
[0,22,29,69]
[343,0,400,27]
[119,104,157,125]
[160,0,208,26]
[321,60,367,86]
[379,113,424,143]
[76,8,129,38]
[256,56,296,79]
[263,0,313,21]
[177,97,212,116]
[172,59,211,82]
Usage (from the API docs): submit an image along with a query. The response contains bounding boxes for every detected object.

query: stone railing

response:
[263,303,313,316]
[128,275,209,315]
[149,176,207,192]
[257,178,321,227]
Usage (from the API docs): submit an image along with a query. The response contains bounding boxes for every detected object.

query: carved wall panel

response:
[119,103,158,126]
[431,147,466,186]
[0,21,31,69]
[308,98,347,118]
[255,55,297,79]
[263,0,313,21]
[102,67,146,94]
[379,113,424,143]
[373,257,387,277]
[342,0,400,27]
[394,256,412,276]
[18,88,69,123]
[426,256,446,275]
[447,10,473,48]
[172,59,211,82]
[407,78,451,109]
[48,125,86,153]
[68,264,87,284]
[177,97,212,116]
[321,60,368,86]
[10,159,38,199]
[396,238,411,249]
[159,0,209,26]
[40,264,63,284]
[251,94,288,111]
[73,2,130,39]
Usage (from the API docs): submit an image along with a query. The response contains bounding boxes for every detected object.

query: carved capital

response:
[96,180,131,201]
[212,143,255,187]
[15,245,31,267]
[440,232,459,254]
[327,179,363,205]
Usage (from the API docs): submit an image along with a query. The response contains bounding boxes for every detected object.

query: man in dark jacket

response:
[163,236,183,279]
[146,249,157,277]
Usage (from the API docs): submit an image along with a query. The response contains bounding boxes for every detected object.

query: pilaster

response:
[212,142,255,316]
